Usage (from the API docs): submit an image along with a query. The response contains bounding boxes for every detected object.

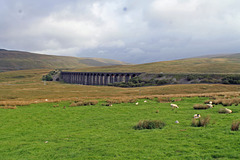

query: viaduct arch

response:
[60,72,142,85]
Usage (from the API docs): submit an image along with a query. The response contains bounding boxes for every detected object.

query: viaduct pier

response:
[61,72,142,85]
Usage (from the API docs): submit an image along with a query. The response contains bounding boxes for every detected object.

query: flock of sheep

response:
[135,100,232,122]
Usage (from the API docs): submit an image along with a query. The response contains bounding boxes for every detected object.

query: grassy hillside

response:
[0,49,128,72]
[72,53,240,74]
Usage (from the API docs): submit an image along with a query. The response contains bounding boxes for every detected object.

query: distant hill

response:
[72,53,240,74]
[0,49,128,72]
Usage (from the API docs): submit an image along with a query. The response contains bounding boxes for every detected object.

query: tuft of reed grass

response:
[193,104,210,110]
[70,100,98,107]
[218,108,232,114]
[231,121,240,131]
[192,116,210,127]
[133,120,166,130]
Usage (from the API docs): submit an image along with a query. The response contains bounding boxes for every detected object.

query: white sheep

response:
[144,100,147,103]
[225,108,232,113]
[136,102,139,105]
[207,101,213,108]
[207,104,213,108]
[171,103,179,109]
[193,114,201,119]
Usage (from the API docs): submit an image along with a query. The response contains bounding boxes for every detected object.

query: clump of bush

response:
[70,100,98,107]
[231,121,240,131]
[133,120,166,130]
[42,69,61,81]
[222,75,240,84]
[192,116,210,127]
[193,104,210,110]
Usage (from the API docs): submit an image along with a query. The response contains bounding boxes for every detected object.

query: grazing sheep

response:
[136,102,139,105]
[171,103,179,109]
[193,114,201,119]
[45,99,48,102]
[144,100,147,103]
[175,120,179,124]
[206,104,213,108]
[225,108,232,113]
[207,101,213,108]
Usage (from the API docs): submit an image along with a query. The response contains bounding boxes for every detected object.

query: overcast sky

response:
[1,0,240,63]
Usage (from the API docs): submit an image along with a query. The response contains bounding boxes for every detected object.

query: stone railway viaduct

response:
[61,72,142,85]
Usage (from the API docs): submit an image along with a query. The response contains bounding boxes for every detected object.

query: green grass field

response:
[1,97,240,159]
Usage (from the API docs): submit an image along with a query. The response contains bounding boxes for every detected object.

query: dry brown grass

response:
[0,106,17,109]
[157,97,172,103]
[0,70,240,105]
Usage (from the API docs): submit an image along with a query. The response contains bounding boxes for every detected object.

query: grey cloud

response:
[1,0,240,63]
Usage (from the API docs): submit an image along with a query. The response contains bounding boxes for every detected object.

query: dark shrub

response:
[231,121,240,131]
[134,120,166,130]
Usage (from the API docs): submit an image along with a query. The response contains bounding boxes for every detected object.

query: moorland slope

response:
[72,53,240,74]
[0,49,128,72]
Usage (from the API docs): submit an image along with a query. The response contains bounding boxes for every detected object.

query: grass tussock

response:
[70,100,98,107]
[133,120,166,130]
[206,98,240,106]
[192,116,210,127]
[158,97,172,103]
[101,103,112,106]
[193,104,210,110]
[218,108,232,114]
[0,106,17,109]
[231,121,240,131]
[106,97,138,104]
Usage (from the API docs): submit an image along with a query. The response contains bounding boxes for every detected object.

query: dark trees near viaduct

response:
[61,72,142,85]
